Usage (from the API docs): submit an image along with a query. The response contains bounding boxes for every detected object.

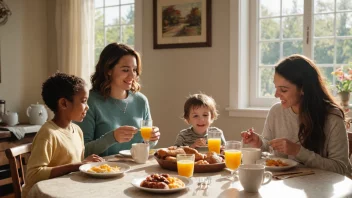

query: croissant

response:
[182,146,205,161]
[167,146,178,150]
[195,160,209,165]
[182,146,198,154]
[165,156,177,163]
[165,148,186,157]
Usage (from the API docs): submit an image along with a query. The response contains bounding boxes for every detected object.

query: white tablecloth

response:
[28,156,352,198]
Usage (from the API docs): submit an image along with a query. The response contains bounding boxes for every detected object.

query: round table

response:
[27,156,352,198]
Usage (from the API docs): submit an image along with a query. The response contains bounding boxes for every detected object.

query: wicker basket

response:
[154,153,225,173]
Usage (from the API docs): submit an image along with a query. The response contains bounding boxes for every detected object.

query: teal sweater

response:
[76,90,157,157]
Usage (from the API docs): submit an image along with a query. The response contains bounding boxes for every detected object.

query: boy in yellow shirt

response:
[22,73,104,198]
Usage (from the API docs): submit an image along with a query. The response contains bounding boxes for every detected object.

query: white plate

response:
[79,162,130,178]
[131,175,192,193]
[119,150,132,157]
[257,158,298,171]
[119,149,156,157]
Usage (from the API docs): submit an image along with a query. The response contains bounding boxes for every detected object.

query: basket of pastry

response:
[154,146,225,173]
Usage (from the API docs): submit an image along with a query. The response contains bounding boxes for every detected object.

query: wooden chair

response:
[5,143,32,198]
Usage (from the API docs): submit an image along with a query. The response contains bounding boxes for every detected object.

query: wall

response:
[141,0,266,148]
[0,0,47,123]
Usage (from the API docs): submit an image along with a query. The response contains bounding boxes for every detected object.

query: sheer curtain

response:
[55,0,94,86]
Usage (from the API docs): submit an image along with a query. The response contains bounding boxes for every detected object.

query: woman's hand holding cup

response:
[113,126,138,143]
[149,126,160,142]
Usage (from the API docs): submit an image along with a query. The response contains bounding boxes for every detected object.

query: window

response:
[228,0,352,117]
[94,0,142,64]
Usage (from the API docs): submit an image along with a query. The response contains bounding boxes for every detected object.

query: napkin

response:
[0,126,25,140]
[272,168,315,180]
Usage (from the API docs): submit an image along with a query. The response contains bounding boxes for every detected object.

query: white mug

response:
[130,143,149,164]
[237,164,272,192]
[242,148,261,164]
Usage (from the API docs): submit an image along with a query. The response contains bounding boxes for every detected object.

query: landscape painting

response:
[153,0,211,49]
[161,2,202,38]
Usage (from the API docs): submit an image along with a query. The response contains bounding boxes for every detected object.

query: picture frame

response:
[153,0,212,49]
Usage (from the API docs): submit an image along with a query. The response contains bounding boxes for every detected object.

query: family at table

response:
[21,43,352,197]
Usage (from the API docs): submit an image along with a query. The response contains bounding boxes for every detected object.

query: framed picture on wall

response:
[153,0,212,49]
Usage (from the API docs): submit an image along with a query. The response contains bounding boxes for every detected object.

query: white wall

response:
[141,0,265,148]
[0,0,47,123]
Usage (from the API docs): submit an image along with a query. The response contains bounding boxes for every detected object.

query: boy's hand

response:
[113,126,138,143]
[83,154,104,164]
[191,138,207,148]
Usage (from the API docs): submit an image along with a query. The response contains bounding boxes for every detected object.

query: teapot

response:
[3,111,19,126]
[26,103,48,125]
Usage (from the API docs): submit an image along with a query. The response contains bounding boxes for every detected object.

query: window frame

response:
[134,0,143,52]
[228,0,345,118]
[249,0,310,108]
[94,0,143,60]
[228,0,270,118]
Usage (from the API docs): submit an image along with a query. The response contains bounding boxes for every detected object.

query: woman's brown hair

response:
[91,43,141,98]
[275,54,345,154]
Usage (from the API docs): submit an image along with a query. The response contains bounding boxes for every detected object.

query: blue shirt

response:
[76,90,157,157]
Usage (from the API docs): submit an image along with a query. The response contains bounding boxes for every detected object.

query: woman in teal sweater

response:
[77,43,160,157]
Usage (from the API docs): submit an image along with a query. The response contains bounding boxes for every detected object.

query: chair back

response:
[5,143,32,198]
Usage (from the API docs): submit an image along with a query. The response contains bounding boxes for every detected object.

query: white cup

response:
[130,143,149,164]
[242,148,261,164]
[237,164,272,192]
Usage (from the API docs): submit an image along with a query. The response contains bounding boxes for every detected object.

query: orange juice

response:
[225,150,242,170]
[177,160,194,177]
[140,127,152,141]
[208,138,221,154]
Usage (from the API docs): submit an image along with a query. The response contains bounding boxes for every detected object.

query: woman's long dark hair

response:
[91,43,142,98]
[275,54,344,154]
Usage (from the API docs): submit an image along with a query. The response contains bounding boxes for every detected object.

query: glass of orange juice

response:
[208,131,222,154]
[176,154,195,178]
[224,140,242,177]
[140,120,153,144]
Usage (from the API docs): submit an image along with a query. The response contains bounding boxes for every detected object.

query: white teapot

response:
[3,111,19,126]
[26,103,48,125]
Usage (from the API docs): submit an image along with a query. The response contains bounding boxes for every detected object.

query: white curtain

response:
[55,0,94,86]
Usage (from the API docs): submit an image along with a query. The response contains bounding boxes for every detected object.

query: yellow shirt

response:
[22,121,84,198]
